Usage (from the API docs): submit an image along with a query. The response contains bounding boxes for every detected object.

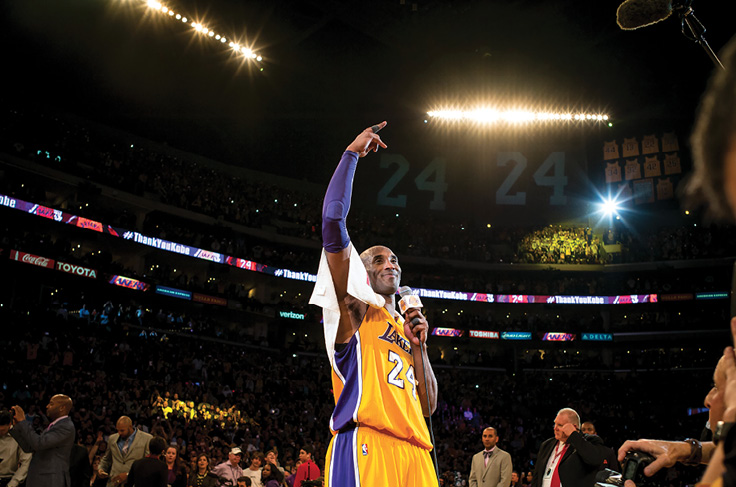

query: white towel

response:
[309,244,385,367]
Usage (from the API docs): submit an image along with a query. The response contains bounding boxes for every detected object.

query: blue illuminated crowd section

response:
[1,193,728,306]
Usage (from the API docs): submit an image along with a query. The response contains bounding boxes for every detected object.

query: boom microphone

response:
[616,0,673,30]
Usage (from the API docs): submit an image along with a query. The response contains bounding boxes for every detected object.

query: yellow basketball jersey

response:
[329,306,432,450]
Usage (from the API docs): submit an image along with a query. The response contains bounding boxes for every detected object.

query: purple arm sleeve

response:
[322,151,359,253]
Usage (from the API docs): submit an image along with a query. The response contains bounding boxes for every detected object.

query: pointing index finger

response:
[370,121,388,133]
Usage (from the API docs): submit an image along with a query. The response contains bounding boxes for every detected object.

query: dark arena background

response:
[1,1,735,486]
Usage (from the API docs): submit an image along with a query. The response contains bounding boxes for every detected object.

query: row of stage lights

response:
[143,0,262,62]
[427,109,610,124]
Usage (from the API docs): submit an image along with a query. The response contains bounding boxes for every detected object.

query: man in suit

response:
[10,394,76,487]
[531,408,603,487]
[98,416,153,487]
[469,427,512,487]
[125,436,167,487]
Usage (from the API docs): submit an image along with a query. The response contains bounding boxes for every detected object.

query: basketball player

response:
[309,121,439,487]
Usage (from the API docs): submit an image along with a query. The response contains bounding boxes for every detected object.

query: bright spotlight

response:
[599,197,620,216]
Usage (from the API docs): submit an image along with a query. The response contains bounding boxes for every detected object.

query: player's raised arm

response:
[322,122,387,340]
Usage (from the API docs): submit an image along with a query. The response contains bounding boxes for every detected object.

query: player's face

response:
[581,423,595,435]
[705,356,727,429]
[482,428,498,449]
[363,246,401,296]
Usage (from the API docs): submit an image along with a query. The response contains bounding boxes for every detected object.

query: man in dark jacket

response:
[10,395,75,487]
[532,408,604,487]
[125,436,167,487]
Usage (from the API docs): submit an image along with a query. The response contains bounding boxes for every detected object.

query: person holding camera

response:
[293,447,319,487]
[698,323,736,486]
[0,410,32,487]
[531,408,604,487]
[9,394,75,487]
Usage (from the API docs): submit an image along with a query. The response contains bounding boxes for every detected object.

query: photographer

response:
[9,395,75,487]
[696,320,736,487]
[617,31,736,487]
[616,351,727,481]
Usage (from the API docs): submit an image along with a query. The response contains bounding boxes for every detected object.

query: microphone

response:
[398,286,423,316]
[616,0,673,30]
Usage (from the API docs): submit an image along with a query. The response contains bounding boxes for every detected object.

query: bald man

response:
[98,416,152,486]
[10,394,76,487]
[469,427,512,487]
[311,122,439,487]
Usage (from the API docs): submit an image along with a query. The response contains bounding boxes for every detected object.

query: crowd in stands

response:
[1,105,733,487]
[2,106,736,272]
[516,226,606,264]
[0,296,714,487]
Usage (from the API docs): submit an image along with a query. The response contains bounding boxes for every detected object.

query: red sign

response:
[192,293,227,307]
[34,205,57,220]
[659,293,694,302]
[9,250,55,269]
[75,217,103,233]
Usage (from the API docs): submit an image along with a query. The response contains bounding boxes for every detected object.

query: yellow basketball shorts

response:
[324,425,438,487]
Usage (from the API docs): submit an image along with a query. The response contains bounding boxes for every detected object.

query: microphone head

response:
[616,0,673,30]
[398,286,413,298]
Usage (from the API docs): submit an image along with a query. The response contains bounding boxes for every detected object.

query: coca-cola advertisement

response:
[9,250,55,269]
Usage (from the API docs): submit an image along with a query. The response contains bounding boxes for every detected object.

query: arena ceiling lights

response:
[426,108,610,125]
[132,0,263,62]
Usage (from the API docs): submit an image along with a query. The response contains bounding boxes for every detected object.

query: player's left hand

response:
[404,308,429,346]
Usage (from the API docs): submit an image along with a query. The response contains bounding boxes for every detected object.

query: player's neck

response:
[383,295,397,316]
